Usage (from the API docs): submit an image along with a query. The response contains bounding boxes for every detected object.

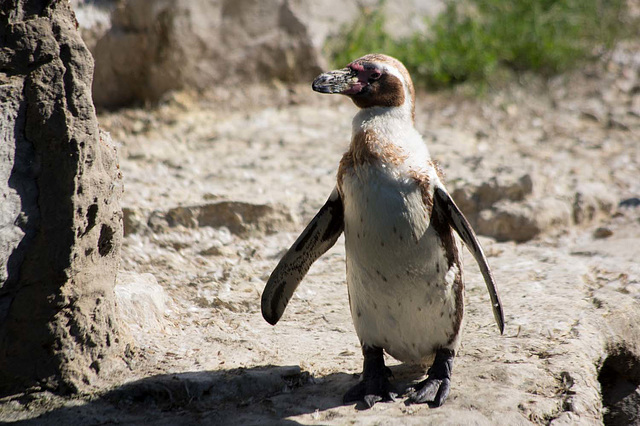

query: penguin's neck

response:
[352,104,413,142]
[350,105,430,166]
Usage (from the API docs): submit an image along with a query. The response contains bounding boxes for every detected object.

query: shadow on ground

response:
[12,365,362,425]
[12,363,430,425]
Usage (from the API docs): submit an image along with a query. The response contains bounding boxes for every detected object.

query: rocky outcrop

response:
[89,0,445,108]
[0,1,129,395]
[126,201,297,237]
[92,0,324,107]
[451,175,615,242]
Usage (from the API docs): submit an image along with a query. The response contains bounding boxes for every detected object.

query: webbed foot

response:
[343,346,397,408]
[407,348,455,407]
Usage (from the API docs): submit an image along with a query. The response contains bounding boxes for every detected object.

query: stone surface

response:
[156,201,297,237]
[0,0,129,395]
[573,182,617,225]
[115,271,168,332]
[89,0,445,107]
[92,0,324,107]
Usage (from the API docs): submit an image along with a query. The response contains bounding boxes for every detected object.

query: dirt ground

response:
[1,44,640,425]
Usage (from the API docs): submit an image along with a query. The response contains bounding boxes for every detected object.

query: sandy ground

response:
[2,44,640,425]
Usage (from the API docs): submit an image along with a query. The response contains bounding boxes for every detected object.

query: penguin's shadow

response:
[20,365,427,425]
[20,364,431,424]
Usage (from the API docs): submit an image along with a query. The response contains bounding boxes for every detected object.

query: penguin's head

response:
[312,53,415,119]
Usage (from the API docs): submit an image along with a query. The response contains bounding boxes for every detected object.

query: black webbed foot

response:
[343,346,397,408]
[407,348,455,407]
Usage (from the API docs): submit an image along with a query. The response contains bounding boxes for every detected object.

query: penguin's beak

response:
[312,68,363,95]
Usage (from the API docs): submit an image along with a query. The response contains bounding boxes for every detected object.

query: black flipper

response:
[433,186,505,334]
[261,188,344,325]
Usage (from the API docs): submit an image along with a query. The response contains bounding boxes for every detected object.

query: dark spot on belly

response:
[436,263,440,273]
[373,302,378,309]
[357,310,362,317]
[357,232,360,239]
[412,343,416,348]
[395,274,400,279]
[440,310,444,317]
[360,215,363,223]
[399,234,403,241]
[393,226,397,234]
[417,307,422,312]
[381,241,385,247]
[384,337,389,343]
[397,301,401,307]
[375,269,388,282]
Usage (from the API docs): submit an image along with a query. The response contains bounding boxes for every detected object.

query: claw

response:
[343,346,396,408]
[406,348,455,407]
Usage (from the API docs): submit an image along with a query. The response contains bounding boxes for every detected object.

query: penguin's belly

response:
[341,167,462,365]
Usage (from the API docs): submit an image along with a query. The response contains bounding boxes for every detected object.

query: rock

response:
[159,201,297,237]
[0,1,130,395]
[122,207,147,236]
[593,227,613,239]
[579,98,608,123]
[451,173,535,233]
[619,197,640,209]
[476,198,572,242]
[92,0,324,107]
[90,0,445,107]
[70,0,116,53]
[115,272,168,332]
[573,182,617,225]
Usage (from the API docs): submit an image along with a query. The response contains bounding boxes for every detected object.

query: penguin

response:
[261,54,504,408]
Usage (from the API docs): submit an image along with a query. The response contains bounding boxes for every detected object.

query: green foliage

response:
[325,0,631,89]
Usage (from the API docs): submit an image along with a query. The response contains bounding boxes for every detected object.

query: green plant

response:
[325,0,631,89]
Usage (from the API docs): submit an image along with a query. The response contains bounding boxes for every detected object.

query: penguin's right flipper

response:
[261,187,344,325]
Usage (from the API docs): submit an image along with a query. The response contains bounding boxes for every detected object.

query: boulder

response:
[148,201,297,237]
[92,0,324,107]
[0,0,130,395]
[451,174,534,228]
[476,198,572,242]
[115,272,168,332]
[90,0,445,107]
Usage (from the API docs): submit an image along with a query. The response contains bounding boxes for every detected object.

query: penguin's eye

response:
[369,71,382,81]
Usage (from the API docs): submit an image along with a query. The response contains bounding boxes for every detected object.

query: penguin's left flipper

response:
[433,186,505,334]
[261,187,344,325]
[407,348,454,407]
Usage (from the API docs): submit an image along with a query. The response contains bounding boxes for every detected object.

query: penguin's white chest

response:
[340,164,463,365]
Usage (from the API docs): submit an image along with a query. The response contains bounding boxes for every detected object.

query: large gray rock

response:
[92,0,324,107]
[90,0,444,108]
[0,0,130,395]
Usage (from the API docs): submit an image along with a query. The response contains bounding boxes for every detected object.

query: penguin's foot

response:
[343,372,397,407]
[407,348,455,407]
[343,345,397,408]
